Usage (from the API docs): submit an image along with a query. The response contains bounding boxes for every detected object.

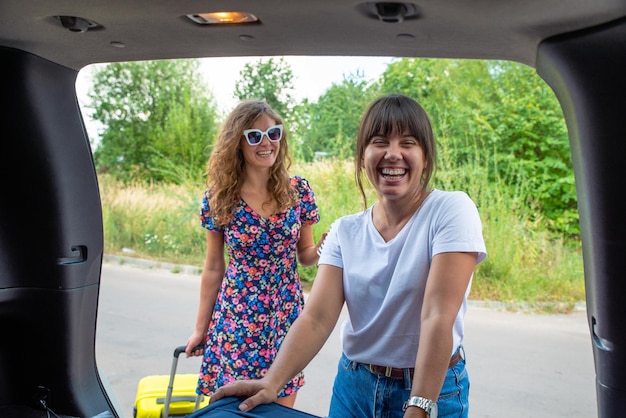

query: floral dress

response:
[197,176,320,397]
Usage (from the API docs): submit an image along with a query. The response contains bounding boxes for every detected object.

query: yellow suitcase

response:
[134,346,209,418]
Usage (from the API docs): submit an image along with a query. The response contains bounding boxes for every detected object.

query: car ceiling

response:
[2,0,626,70]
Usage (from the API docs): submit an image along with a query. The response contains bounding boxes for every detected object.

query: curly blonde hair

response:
[205,100,296,227]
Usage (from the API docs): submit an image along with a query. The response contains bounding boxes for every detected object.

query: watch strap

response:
[402,396,437,416]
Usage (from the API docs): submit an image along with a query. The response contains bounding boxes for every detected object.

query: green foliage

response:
[99,174,206,262]
[87,56,582,292]
[86,57,579,237]
[485,61,576,236]
[291,159,373,281]
[295,72,381,161]
[433,149,585,311]
[85,59,220,183]
[233,57,296,119]
[379,58,576,237]
[100,161,585,312]
[233,57,305,159]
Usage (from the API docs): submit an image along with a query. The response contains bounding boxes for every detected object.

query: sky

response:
[198,55,395,113]
[76,55,395,141]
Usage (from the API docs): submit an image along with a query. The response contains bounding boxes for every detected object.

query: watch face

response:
[430,402,438,418]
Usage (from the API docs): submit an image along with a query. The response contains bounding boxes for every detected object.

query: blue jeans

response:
[327,348,469,418]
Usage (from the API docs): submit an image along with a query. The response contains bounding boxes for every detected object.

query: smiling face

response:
[363,129,427,202]
[240,114,281,171]
[355,94,437,207]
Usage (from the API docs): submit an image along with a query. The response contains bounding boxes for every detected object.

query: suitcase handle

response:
[173,344,203,358]
[157,395,198,404]
[162,344,204,418]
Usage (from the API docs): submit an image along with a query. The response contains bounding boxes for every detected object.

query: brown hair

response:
[205,99,295,226]
[355,94,437,208]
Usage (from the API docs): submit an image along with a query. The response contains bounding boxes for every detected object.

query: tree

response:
[233,57,296,119]
[84,59,220,183]
[296,72,380,161]
[379,58,575,236]
[485,61,575,234]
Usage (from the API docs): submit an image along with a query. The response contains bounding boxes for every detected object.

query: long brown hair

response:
[205,99,295,227]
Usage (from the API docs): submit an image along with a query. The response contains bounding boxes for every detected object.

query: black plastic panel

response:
[537,17,626,417]
[0,47,114,417]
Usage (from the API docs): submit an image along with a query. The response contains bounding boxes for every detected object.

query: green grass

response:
[99,158,585,313]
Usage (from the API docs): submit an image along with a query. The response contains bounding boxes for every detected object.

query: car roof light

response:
[185,12,259,25]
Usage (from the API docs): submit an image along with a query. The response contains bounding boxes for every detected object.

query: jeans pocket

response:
[339,352,354,373]
[437,360,470,417]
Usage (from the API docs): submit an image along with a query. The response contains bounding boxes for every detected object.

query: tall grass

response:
[100,158,585,313]
[100,176,207,265]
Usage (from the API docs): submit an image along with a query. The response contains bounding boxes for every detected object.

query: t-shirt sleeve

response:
[432,191,487,265]
[199,189,223,232]
[318,218,343,268]
[293,176,320,225]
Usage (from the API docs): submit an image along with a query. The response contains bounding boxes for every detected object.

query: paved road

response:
[96,262,597,418]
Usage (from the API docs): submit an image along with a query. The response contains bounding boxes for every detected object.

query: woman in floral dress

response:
[185,99,325,408]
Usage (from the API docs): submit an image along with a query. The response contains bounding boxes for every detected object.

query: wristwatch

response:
[402,396,438,417]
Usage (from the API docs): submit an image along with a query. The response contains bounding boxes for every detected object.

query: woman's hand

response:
[184,332,205,357]
[315,232,328,257]
[210,379,278,412]
[297,226,327,266]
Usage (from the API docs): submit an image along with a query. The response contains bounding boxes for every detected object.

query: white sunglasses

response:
[242,124,283,146]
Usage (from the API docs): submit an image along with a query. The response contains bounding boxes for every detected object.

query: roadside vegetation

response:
[100,158,584,314]
[85,57,585,313]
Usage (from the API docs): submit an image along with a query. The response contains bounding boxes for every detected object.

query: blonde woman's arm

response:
[185,230,225,357]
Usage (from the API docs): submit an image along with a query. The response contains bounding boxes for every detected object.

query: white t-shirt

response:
[318,189,487,368]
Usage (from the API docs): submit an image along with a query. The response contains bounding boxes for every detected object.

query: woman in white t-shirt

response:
[209,94,487,418]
